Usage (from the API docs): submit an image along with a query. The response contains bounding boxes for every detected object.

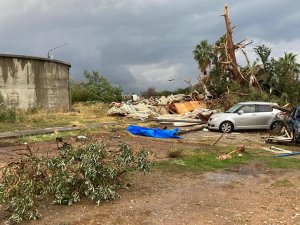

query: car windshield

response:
[226,104,242,113]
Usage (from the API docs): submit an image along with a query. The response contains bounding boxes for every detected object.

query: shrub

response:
[0,108,17,123]
[0,142,151,224]
[168,148,183,158]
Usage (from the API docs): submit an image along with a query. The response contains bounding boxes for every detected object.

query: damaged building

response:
[0,54,71,111]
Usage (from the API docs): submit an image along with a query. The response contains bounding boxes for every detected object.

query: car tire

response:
[219,121,234,133]
[293,130,300,144]
[270,121,285,134]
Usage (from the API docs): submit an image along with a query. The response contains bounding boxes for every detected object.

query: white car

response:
[208,102,282,133]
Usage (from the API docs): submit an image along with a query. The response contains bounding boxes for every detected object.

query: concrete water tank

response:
[0,54,71,111]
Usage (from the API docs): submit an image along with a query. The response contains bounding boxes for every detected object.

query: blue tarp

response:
[127,125,181,139]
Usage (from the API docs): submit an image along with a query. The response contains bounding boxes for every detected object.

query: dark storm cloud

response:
[0,0,299,92]
[230,0,300,42]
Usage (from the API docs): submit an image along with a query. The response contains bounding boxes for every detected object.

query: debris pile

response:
[264,104,298,145]
[107,102,160,120]
[107,94,217,124]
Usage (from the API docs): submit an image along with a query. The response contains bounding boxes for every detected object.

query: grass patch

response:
[255,155,300,170]
[271,179,293,187]
[0,103,120,133]
[168,148,183,158]
[156,148,252,173]
[156,146,300,173]
[108,124,126,133]
[0,108,17,123]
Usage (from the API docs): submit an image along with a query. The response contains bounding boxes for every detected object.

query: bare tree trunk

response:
[223,4,241,83]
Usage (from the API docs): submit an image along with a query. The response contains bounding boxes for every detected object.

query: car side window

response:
[256,105,272,112]
[240,105,255,113]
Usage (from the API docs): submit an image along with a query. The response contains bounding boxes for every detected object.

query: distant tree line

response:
[71,70,122,103]
[140,87,191,98]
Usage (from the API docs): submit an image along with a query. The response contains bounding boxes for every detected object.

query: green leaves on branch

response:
[193,40,214,76]
[71,70,123,103]
[0,142,152,224]
[193,37,300,105]
[0,157,46,223]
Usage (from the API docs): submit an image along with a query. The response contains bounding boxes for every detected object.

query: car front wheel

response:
[219,121,234,133]
[270,121,285,134]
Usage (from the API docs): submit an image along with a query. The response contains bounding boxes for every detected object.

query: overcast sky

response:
[0,0,300,93]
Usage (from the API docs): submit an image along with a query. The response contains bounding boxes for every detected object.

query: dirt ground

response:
[1,130,300,225]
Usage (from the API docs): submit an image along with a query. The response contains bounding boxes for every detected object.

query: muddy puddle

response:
[229,162,267,176]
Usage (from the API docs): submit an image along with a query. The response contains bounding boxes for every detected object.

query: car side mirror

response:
[237,110,244,115]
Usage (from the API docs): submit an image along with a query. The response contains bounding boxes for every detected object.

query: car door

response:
[254,104,274,128]
[234,104,257,129]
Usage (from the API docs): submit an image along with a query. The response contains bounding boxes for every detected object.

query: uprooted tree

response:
[193,4,300,106]
[0,142,152,224]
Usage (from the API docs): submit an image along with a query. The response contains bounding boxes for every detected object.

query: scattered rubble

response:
[217,145,246,160]
[108,91,299,151]
[262,146,292,154]
[108,94,218,127]
[265,104,298,145]
[107,102,160,119]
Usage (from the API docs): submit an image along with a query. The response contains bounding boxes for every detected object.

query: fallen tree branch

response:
[271,104,291,113]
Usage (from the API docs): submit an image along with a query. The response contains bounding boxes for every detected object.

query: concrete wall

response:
[0,54,71,111]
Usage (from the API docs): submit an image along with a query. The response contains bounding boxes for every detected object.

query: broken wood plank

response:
[174,101,207,114]
[262,147,292,154]
[173,122,200,127]
[264,137,293,145]
[265,137,292,141]
[151,118,206,124]
[189,100,207,110]
[177,124,207,135]
[270,146,292,152]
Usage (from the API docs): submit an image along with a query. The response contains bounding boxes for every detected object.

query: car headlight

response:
[210,117,219,121]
